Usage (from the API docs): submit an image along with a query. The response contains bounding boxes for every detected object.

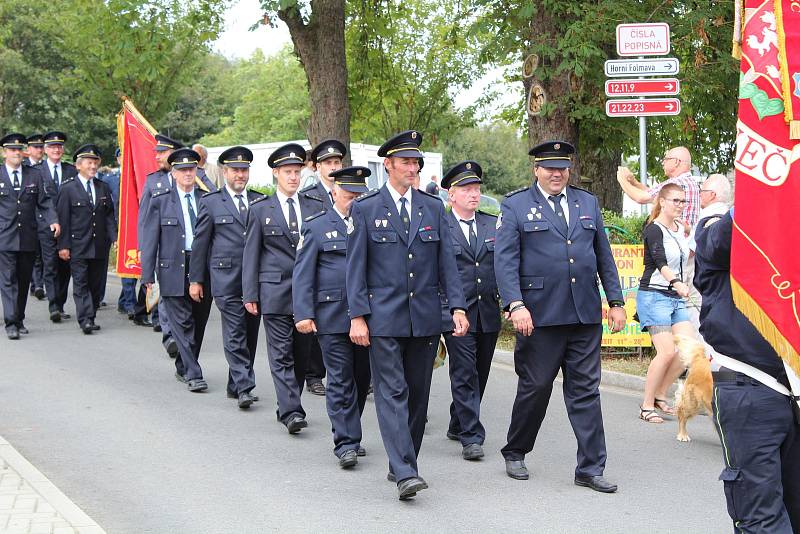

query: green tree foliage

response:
[200,48,311,146]
[439,122,531,194]
[472,0,738,176]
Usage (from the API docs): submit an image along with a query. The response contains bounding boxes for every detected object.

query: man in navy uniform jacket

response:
[242,143,324,434]
[293,165,372,469]
[298,138,348,396]
[140,148,212,392]
[56,144,116,334]
[439,160,500,462]
[494,140,626,492]
[189,146,264,408]
[346,130,468,500]
[0,133,59,339]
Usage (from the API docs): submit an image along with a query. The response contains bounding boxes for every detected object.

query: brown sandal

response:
[654,398,676,415]
[639,406,664,424]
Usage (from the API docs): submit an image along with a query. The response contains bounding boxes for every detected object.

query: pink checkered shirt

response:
[648,172,700,226]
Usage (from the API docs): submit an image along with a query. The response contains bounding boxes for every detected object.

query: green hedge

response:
[601,209,647,244]
[247,184,276,196]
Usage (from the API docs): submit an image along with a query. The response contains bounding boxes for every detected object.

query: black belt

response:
[713,366,790,389]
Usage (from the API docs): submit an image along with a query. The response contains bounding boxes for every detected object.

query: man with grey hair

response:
[192,143,219,187]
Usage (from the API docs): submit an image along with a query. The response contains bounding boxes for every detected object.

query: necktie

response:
[86,179,94,206]
[53,166,59,191]
[461,219,477,252]
[329,191,334,205]
[185,193,196,232]
[12,170,20,190]
[548,194,567,233]
[235,194,247,220]
[399,197,410,234]
[287,197,299,243]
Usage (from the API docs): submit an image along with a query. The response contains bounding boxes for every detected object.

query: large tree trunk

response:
[279,0,351,161]
[580,149,623,212]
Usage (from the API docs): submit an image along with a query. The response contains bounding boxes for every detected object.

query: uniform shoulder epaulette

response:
[250,195,268,206]
[61,176,76,186]
[299,183,316,193]
[417,188,441,201]
[145,170,162,179]
[151,187,170,198]
[201,189,220,198]
[702,215,722,228]
[355,189,379,202]
[477,209,498,218]
[302,191,324,203]
[504,187,528,198]
[304,210,326,222]
[568,184,594,195]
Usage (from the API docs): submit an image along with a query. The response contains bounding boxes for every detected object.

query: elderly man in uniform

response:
[24,134,46,300]
[0,133,59,339]
[56,144,116,334]
[293,165,372,468]
[299,139,347,396]
[39,131,76,322]
[243,143,324,433]
[694,210,799,533]
[189,146,264,408]
[140,148,213,392]
[439,160,500,461]
[495,141,626,492]
[346,130,468,500]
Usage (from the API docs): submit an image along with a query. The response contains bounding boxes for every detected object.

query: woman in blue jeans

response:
[636,183,695,423]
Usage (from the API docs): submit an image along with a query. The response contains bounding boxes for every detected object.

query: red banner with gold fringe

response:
[115,98,158,277]
[731,0,800,374]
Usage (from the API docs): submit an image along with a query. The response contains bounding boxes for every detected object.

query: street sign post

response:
[616,23,670,56]
[604,58,680,77]
[605,98,681,117]
[605,78,680,97]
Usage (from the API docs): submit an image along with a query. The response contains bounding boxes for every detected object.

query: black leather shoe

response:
[187,378,208,392]
[462,443,484,461]
[50,310,61,323]
[60,312,71,320]
[238,391,255,409]
[6,326,20,340]
[505,460,529,480]
[153,323,162,332]
[34,288,45,300]
[175,372,188,384]
[81,322,94,335]
[446,430,460,441]
[17,324,29,335]
[133,317,153,327]
[306,380,326,396]
[286,414,308,434]
[357,446,366,457]
[164,338,178,358]
[574,475,618,493]
[397,477,428,500]
[89,321,101,331]
[338,449,358,468]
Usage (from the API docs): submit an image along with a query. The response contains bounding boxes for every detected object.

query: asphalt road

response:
[0,280,731,533]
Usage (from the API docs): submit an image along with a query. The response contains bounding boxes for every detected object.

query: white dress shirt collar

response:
[225,184,248,208]
[386,182,413,214]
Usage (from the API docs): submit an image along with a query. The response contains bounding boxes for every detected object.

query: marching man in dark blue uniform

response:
[24,134,47,301]
[293,165,372,469]
[346,130,468,500]
[140,148,213,392]
[56,144,116,334]
[694,210,799,533]
[299,138,347,396]
[494,141,626,492]
[0,133,59,339]
[439,161,500,461]
[242,143,324,434]
[189,146,264,408]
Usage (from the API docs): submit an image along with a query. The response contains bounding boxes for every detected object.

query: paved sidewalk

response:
[0,435,105,534]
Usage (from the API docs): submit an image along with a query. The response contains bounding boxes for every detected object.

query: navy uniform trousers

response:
[217,294,259,396]
[712,376,800,533]
[163,252,212,380]
[70,257,108,325]
[317,334,371,457]
[0,251,36,328]
[445,321,498,445]
[263,315,313,423]
[501,323,607,478]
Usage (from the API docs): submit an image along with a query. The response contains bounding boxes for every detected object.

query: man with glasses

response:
[616,146,701,228]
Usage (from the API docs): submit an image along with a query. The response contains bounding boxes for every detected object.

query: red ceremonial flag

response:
[731,0,800,375]
[115,98,159,277]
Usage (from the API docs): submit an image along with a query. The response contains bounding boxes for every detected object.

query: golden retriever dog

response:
[673,335,713,442]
